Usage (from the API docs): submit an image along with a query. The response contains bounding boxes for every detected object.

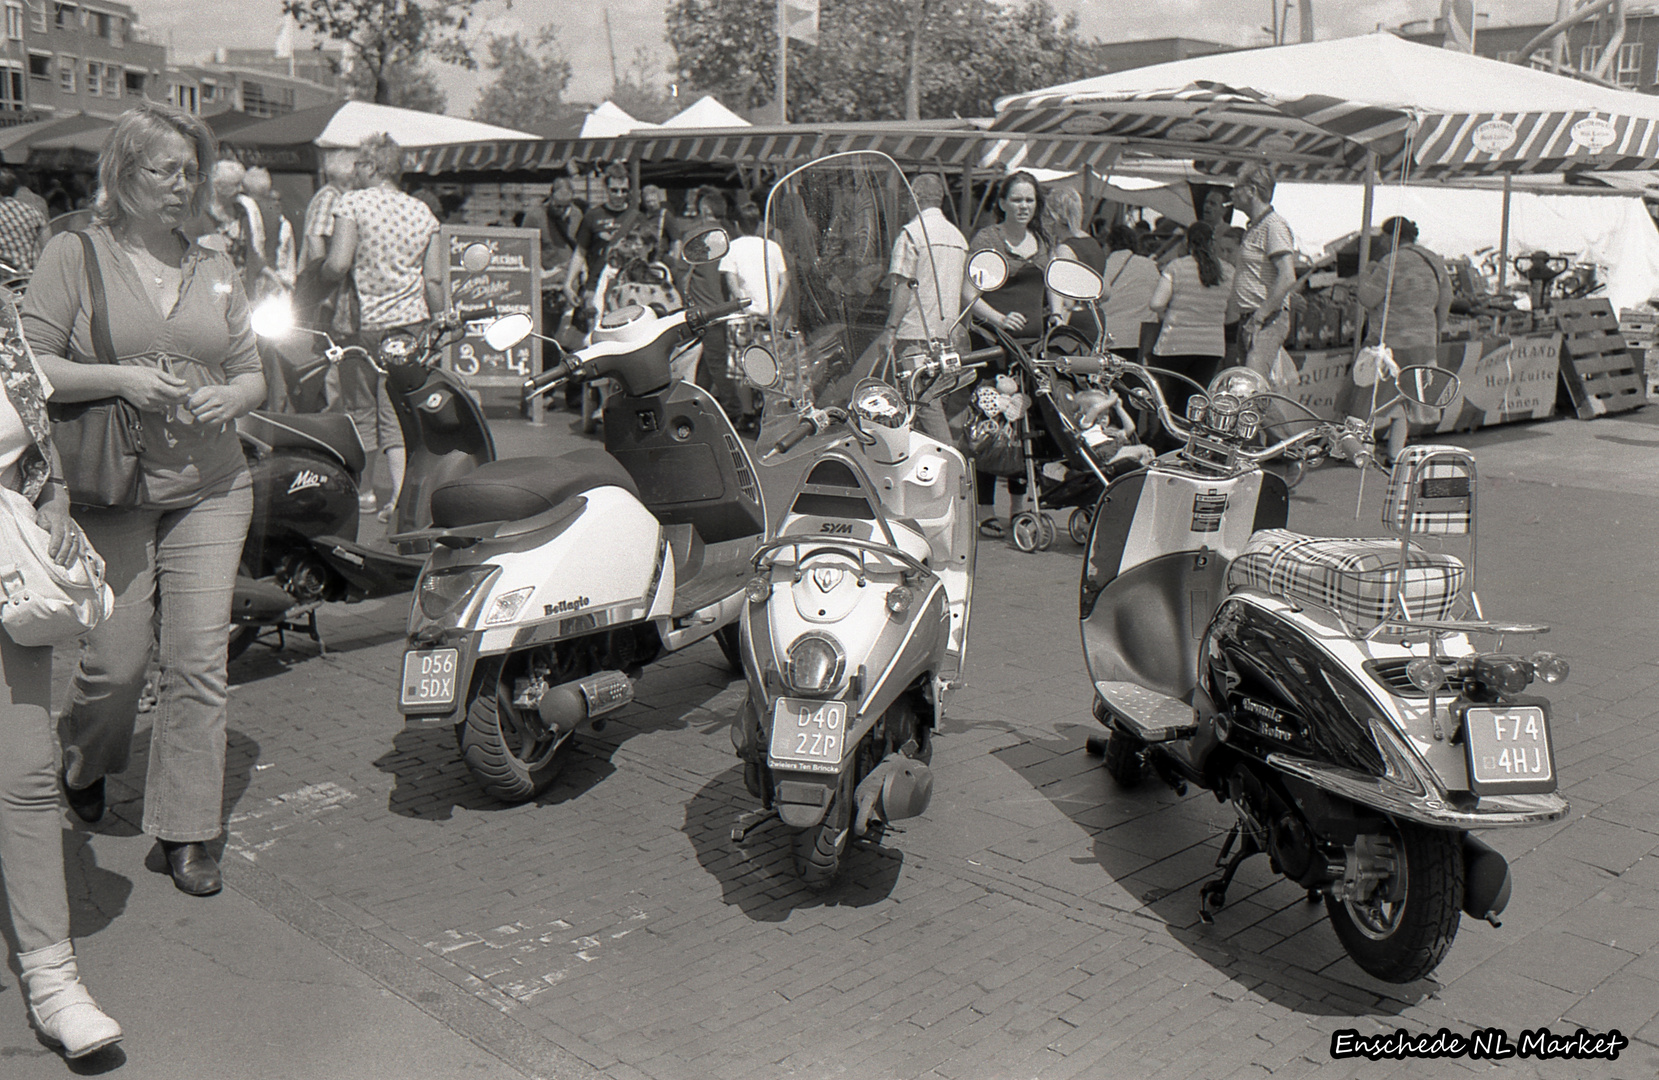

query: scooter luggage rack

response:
[752,535,931,582]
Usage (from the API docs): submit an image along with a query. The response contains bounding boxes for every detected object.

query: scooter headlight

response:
[785,632,846,696]
[745,575,773,604]
[1529,651,1569,685]
[418,565,500,623]
[885,585,913,619]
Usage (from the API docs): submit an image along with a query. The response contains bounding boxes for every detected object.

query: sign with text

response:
[1433,334,1560,431]
[441,225,540,387]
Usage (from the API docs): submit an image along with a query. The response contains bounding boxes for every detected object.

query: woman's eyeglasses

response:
[141,163,202,187]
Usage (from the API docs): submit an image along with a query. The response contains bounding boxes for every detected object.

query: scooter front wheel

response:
[1325,821,1463,983]
[460,657,572,803]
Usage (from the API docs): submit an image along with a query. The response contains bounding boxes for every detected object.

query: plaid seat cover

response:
[1228,529,1466,625]
[1382,445,1473,536]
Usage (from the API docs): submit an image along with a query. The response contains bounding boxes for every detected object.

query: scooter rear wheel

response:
[794,819,849,891]
[714,624,743,674]
[461,657,572,803]
[1325,821,1463,983]
[1102,730,1146,788]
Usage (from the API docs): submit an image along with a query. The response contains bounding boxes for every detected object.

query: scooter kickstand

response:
[731,807,778,843]
[1198,828,1260,924]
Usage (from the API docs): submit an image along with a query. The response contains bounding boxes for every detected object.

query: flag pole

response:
[778,0,789,123]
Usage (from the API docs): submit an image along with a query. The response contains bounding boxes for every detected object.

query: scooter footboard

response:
[1081,550,1229,704]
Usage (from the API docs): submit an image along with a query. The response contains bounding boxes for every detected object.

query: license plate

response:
[768,697,848,773]
[1463,705,1555,794]
[401,648,460,711]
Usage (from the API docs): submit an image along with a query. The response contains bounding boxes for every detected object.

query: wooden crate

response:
[1549,298,1648,418]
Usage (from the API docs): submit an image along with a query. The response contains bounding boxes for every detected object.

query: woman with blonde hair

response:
[1041,185,1105,345]
[23,99,266,898]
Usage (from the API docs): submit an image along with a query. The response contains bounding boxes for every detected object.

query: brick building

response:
[1400,10,1659,93]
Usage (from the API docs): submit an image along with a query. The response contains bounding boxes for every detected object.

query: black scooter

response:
[233,299,496,658]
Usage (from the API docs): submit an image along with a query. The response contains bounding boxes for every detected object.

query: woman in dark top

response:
[966,173,1050,539]
[1042,186,1104,346]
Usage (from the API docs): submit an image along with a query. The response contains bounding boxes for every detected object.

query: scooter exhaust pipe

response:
[537,670,635,735]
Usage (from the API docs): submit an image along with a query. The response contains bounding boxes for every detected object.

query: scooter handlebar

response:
[524,362,573,396]
[772,419,816,456]
[690,298,752,328]
[962,346,1003,366]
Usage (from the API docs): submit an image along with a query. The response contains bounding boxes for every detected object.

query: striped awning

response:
[403,122,1131,177]
[1409,110,1659,177]
[989,83,1413,181]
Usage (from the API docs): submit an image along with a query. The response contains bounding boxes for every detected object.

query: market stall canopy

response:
[657,95,750,129]
[24,122,117,171]
[1272,181,1659,313]
[993,33,1659,181]
[580,101,641,139]
[403,117,1132,176]
[223,100,537,171]
[0,113,111,165]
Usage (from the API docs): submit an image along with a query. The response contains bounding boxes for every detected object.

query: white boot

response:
[18,940,122,1059]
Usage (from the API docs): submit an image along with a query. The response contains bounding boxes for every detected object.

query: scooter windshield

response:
[753,151,941,456]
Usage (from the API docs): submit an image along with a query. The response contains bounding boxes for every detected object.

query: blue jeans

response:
[1,629,66,952]
[60,476,254,842]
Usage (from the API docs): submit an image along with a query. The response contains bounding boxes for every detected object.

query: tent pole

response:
[960,136,979,229]
[1497,173,1513,292]
[1355,152,1377,352]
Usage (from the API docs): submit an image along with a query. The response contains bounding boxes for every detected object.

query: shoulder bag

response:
[0,484,113,645]
[47,233,146,508]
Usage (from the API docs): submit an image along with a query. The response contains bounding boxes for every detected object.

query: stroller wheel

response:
[1068,507,1093,546]
[1010,511,1042,553]
[1037,514,1056,551]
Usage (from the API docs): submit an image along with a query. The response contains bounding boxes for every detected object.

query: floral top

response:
[0,287,53,502]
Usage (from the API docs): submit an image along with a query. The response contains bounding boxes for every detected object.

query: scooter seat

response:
[1229,529,1466,626]
[239,411,367,476]
[429,451,640,528]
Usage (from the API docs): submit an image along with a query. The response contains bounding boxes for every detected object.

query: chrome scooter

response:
[1048,258,1570,983]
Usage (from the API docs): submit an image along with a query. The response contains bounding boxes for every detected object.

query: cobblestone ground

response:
[84,413,1659,1079]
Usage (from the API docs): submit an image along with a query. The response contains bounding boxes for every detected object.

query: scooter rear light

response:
[1529,651,1569,685]
[1471,655,1532,697]
[785,632,845,696]
[1405,658,1447,694]
[418,565,499,622]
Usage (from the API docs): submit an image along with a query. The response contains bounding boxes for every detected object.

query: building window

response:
[24,0,42,32]
[123,68,143,94]
[106,63,119,96]
[0,63,21,111]
[243,79,296,118]
[170,82,197,112]
[27,51,48,80]
[199,78,216,103]
[112,14,123,46]
[1615,42,1644,86]
[52,2,74,30]
[5,3,21,40]
[84,58,100,95]
[89,8,107,38]
[57,54,75,93]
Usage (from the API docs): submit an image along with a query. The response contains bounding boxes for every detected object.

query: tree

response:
[470,26,580,131]
[608,46,677,123]
[347,60,447,113]
[665,0,1092,123]
[283,0,481,106]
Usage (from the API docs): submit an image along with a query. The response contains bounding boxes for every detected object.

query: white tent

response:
[308,101,536,148]
[659,95,750,129]
[1273,183,1659,313]
[580,101,641,139]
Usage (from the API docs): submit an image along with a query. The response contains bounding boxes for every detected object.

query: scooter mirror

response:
[1398,364,1460,409]
[966,249,1009,292]
[250,295,294,338]
[740,344,780,389]
[682,227,730,265]
[484,313,535,352]
[1045,258,1104,302]
[460,242,494,274]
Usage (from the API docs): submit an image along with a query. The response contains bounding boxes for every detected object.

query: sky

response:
[137,0,1570,118]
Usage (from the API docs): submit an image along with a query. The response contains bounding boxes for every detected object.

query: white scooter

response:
[396,229,763,803]
[725,151,999,887]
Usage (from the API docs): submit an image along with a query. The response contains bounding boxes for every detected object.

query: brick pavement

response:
[35,408,1659,1079]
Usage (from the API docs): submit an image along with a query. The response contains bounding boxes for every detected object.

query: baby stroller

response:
[968,324,1152,552]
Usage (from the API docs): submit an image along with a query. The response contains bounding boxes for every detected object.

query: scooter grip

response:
[691,298,752,326]
[524,362,572,395]
[455,304,499,322]
[1054,355,1106,376]
[1338,432,1371,467]
[962,346,1003,366]
[773,421,814,455]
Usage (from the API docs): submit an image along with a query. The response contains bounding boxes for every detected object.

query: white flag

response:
[275,16,296,60]
[782,0,818,46]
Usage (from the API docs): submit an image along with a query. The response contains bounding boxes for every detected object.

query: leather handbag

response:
[0,484,113,646]
[48,233,146,509]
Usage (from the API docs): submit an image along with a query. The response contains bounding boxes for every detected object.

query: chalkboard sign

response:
[441,225,540,387]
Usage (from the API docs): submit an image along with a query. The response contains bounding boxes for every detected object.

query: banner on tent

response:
[441,225,541,386]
